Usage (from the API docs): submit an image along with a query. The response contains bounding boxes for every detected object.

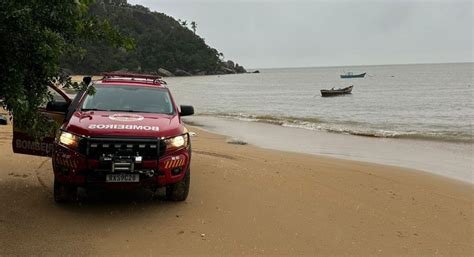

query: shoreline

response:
[0,121,473,256]
[184,116,473,184]
[193,113,473,144]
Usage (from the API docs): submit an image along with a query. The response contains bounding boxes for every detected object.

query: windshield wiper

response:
[109,109,153,113]
[81,108,107,112]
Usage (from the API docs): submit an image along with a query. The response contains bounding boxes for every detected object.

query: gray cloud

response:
[128,0,473,68]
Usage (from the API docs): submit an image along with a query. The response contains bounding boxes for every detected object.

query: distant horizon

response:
[249,61,473,70]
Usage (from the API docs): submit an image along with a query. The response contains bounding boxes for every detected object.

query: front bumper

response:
[52,143,190,189]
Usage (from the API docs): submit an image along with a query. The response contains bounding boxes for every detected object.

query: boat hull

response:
[320,86,353,97]
[340,72,366,79]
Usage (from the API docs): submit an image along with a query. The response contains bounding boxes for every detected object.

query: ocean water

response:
[167,63,473,144]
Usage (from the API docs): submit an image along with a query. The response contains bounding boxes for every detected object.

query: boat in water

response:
[321,85,353,97]
[340,72,366,79]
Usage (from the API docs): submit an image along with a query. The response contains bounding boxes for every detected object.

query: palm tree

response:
[181,20,188,27]
[191,21,197,34]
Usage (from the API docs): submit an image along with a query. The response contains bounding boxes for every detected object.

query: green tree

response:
[0,0,132,137]
[61,2,224,75]
[191,21,197,34]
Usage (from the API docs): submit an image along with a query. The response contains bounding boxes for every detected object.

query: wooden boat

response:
[320,85,353,97]
[340,72,366,79]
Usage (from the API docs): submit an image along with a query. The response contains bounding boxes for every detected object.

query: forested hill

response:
[60,0,246,76]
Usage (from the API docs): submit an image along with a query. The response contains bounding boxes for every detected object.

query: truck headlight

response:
[164,134,188,152]
[58,131,81,149]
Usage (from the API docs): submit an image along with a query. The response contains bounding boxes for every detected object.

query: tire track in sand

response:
[35,158,52,195]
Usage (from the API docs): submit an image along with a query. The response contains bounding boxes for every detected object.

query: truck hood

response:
[65,111,183,138]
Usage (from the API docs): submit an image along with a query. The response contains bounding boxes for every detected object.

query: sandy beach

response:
[0,121,472,256]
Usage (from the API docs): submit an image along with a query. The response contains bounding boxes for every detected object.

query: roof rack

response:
[102,72,161,80]
[101,72,166,85]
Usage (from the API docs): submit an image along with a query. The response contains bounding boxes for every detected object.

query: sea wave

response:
[197,112,473,144]
[199,112,322,126]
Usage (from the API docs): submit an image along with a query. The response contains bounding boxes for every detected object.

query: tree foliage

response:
[60,0,223,75]
[0,0,132,136]
[191,21,197,34]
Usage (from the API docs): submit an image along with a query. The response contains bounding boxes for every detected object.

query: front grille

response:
[80,137,162,159]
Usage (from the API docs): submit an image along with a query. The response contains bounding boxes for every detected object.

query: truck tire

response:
[165,168,190,201]
[53,178,77,203]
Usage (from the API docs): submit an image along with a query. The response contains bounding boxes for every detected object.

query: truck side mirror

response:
[179,105,194,116]
[46,101,70,113]
[83,76,92,85]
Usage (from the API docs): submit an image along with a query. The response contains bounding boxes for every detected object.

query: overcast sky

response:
[128,0,473,69]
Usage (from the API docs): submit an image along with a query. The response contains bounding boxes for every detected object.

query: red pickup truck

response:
[12,73,194,203]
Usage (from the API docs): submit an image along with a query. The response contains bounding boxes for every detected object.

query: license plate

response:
[106,174,139,183]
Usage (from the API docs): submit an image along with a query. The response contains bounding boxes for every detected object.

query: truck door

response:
[12,85,72,156]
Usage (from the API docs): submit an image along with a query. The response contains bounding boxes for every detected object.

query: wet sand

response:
[0,122,472,256]
[185,116,473,183]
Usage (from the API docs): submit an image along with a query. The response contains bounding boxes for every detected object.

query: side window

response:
[39,87,68,109]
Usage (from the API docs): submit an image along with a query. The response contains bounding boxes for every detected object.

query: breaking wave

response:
[198,112,473,144]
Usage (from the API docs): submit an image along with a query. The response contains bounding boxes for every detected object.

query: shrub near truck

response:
[12,73,194,203]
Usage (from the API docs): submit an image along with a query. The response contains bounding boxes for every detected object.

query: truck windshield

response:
[81,85,174,115]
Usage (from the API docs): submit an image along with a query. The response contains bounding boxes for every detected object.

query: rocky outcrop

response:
[234,63,247,73]
[224,60,235,70]
[157,68,174,77]
[217,60,247,75]
[195,71,207,76]
[175,69,192,76]
[221,67,236,74]
[154,60,248,77]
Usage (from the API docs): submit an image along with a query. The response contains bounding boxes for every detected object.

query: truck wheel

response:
[166,168,190,201]
[53,178,77,203]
